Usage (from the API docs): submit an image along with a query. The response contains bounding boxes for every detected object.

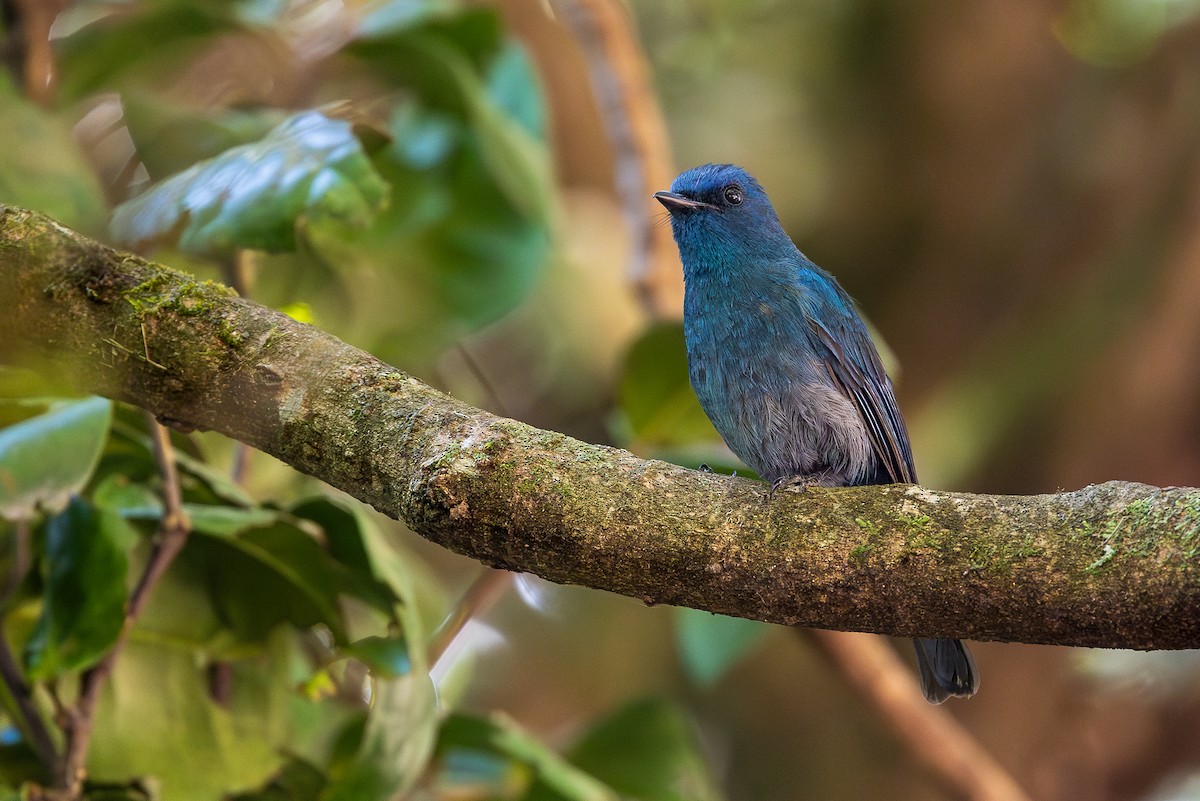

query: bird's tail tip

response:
[914,637,979,704]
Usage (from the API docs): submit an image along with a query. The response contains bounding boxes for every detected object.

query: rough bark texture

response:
[2,205,1199,648]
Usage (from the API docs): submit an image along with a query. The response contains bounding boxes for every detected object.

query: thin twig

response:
[557,0,682,317]
[0,637,56,770]
[223,249,256,298]
[427,348,514,673]
[428,568,513,669]
[0,523,58,770]
[453,342,511,418]
[11,0,67,107]
[1,517,31,608]
[229,438,251,487]
[807,630,1032,801]
[54,416,191,798]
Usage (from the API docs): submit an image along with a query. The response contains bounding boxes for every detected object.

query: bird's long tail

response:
[913,637,978,704]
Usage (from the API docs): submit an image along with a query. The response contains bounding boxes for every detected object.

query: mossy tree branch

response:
[2,205,1198,649]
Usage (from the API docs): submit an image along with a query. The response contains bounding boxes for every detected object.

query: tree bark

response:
[2,205,1198,649]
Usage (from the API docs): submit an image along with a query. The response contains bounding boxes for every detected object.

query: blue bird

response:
[655,164,977,704]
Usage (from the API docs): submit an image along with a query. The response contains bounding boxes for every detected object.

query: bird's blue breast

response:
[682,262,874,485]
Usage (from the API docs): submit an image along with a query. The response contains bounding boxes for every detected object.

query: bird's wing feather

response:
[807,314,916,484]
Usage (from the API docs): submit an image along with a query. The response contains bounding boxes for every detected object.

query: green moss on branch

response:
[2,205,1199,649]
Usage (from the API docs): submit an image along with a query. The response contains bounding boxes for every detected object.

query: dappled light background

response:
[490,2,1200,800]
[3,0,1200,799]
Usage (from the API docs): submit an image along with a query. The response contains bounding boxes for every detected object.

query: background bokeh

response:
[3,1,1200,799]
[490,5,1200,800]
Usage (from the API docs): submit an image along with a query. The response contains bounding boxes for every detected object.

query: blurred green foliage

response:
[0,0,750,797]
[566,698,723,801]
[111,111,391,256]
[0,0,699,797]
[24,497,134,680]
[0,397,112,521]
[0,75,106,234]
[673,608,770,688]
[1055,0,1200,65]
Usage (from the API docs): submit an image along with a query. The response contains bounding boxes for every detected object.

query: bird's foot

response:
[768,471,833,500]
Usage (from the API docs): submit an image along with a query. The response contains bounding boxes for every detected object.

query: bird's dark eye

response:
[723,185,744,205]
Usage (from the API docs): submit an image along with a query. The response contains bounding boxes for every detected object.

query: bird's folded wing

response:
[807,316,917,485]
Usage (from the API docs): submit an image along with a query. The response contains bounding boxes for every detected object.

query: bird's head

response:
[654,164,794,278]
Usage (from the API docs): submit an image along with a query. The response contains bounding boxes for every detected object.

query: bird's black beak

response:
[654,191,713,212]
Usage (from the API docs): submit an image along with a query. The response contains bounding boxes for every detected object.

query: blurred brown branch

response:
[810,630,1032,801]
[3,0,67,106]
[2,205,1199,651]
[556,0,682,317]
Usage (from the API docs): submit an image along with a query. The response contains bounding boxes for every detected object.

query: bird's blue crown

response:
[658,163,796,280]
[669,164,767,204]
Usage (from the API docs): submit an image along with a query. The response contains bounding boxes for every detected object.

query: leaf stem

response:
[558,0,680,316]
[428,568,512,669]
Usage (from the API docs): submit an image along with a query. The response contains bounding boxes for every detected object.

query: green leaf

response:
[319,503,439,800]
[567,699,724,801]
[0,396,112,521]
[674,607,771,686]
[71,781,153,801]
[1054,0,1200,67]
[107,412,258,506]
[186,505,282,536]
[120,94,286,180]
[172,451,257,508]
[485,40,546,140]
[55,4,237,103]
[117,501,280,538]
[87,635,292,800]
[229,755,328,801]
[356,8,505,72]
[289,497,420,620]
[0,75,107,233]
[341,635,411,679]
[111,111,391,257]
[94,472,274,537]
[108,416,255,508]
[434,746,523,796]
[0,741,46,792]
[388,102,460,170]
[25,497,135,680]
[436,713,617,801]
[194,522,350,642]
[416,146,550,329]
[359,29,552,222]
[321,670,437,801]
[91,475,160,516]
[288,498,381,585]
[355,0,460,39]
[302,14,555,360]
[292,496,446,643]
[469,40,553,222]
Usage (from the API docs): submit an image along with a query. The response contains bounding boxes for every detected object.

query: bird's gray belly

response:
[690,353,873,486]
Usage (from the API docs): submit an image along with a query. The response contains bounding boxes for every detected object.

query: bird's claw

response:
[767,472,833,502]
